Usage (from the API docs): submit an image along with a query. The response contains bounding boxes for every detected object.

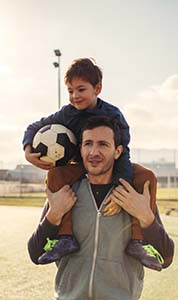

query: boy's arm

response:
[22,109,66,150]
[22,109,66,169]
[113,148,132,184]
[112,107,132,184]
[112,107,130,147]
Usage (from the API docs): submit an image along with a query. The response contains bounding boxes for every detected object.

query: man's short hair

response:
[64,58,102,87]
[80,116,122,147]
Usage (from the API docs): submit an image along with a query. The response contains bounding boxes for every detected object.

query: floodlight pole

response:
[53,49,62,109]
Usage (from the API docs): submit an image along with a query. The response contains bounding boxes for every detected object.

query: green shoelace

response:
[143,244,164,264]
[43,238,59,252]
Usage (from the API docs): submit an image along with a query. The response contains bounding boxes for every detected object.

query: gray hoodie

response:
[54,178,144,300]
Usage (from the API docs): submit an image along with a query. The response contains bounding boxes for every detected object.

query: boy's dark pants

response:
[47,163,156,240]
[47,164,85,235]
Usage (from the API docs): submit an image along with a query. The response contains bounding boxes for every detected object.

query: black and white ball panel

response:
[32,124,77,166]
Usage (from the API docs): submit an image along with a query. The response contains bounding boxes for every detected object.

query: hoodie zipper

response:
[88,182,113,299]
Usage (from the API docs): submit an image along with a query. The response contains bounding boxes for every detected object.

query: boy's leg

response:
[126,163,163,271]
[38,163,85,264]
[47,163,86,234]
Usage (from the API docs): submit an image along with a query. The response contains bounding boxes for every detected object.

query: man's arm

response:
[109,178,174,268]
[28,185,77,264]
[28,204,59,264]
[142,208,174,268]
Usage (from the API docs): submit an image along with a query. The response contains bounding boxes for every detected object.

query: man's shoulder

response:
[72,175,87,193]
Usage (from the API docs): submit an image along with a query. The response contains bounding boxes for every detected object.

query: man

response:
[28,116,174,300]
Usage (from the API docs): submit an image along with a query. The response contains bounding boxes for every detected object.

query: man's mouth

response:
[88,159,102,166]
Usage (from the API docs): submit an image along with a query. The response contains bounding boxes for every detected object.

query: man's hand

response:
[25,144,54,170]
[45,185,77,225]
[109,178,155,228]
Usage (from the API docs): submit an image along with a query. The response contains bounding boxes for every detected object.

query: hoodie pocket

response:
[57,256,90,298]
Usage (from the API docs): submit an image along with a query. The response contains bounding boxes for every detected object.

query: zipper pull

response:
[98,211,101,217]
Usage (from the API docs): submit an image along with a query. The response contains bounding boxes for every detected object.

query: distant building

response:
[0,159,178,187]
[0,164,46,183]
[143,159,178,188]
[0,169,9,180]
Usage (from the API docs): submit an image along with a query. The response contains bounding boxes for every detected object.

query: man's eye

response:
[78,88,85,92]
[68,90,73,94]
[84,142,92,146]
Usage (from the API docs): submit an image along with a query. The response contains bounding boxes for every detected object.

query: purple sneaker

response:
[126,240,163,271]
[38,235,80,265]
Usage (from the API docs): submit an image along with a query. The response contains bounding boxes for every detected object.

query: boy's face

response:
[66,77,102,110]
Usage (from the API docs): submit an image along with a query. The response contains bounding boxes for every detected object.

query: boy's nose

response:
[72,91,79,99]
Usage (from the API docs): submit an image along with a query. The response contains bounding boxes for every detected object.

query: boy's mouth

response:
[74,100,84,105]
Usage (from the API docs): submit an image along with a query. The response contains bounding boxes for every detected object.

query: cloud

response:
[1,71,178,169]
[161,75,178,90]
[124,75,178,149]
[0,66,46,168]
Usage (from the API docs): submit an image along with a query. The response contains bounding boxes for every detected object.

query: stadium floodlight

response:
[53,49,62,109]
[53,62,59,68]
[54,49,62,57]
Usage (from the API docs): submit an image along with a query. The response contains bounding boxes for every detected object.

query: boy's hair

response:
[64,58,102,87]
[80,116,122,147]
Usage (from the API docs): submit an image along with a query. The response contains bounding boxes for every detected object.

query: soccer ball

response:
[32,124,77,166]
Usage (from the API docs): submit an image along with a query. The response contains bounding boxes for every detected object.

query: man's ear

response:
[114,145,123,160]
[95,82,102,95]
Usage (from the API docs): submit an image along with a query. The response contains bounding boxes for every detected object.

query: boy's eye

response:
[78,88,86,92]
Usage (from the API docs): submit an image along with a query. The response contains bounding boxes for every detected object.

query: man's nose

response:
[89,145,99,155]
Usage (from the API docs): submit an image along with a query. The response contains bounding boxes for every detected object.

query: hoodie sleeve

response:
[27,203,59,264]
[142,208,174,268]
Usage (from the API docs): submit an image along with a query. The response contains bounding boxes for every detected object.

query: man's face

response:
[66,77,101,110]
[81,126,122,184]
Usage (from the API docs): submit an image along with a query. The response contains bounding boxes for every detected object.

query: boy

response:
[23,58,162,271]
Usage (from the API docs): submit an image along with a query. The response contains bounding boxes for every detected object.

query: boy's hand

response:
[103,195,121,216]
[25,144,53,170]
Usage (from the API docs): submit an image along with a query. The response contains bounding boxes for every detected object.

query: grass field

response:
[0,187,178,206]
[157,187,178,199]
[0,205,177,300]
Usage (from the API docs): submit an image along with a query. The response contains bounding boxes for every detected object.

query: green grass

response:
[2,192,45,198]
[157,187,178,200]
[0,187,177,208]
[0,196,46,207]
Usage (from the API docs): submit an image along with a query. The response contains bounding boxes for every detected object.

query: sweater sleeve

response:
[111,107,132,183]
[142,208,174,268]
[27,203,59,264]
[22,109,66,150]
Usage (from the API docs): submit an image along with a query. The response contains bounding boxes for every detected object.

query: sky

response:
[0,0,178,169]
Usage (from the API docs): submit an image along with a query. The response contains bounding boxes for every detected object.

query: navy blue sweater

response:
[22,98,132,183]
